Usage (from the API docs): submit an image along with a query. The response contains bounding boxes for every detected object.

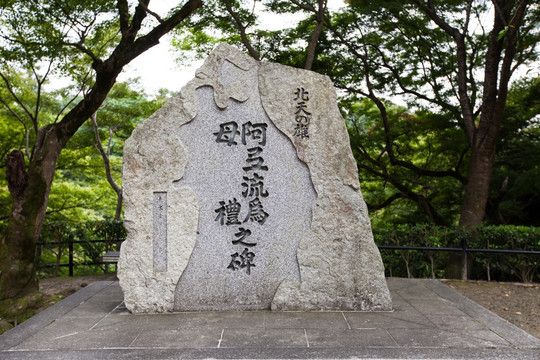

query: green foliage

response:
[77,219,125,274]
[487,78,540,225]
[375,224,464,278]
[0,0,120,79]
[474,225,540,282]
[172,0,258,60]
[347,99,466,226]
[348,77,539,227]
[374,224,540,282]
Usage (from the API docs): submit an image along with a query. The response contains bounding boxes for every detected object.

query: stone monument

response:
[118,43,392,313]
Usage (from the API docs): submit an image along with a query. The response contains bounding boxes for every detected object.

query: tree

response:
[407,0,535,229]
[0,72,122,226]
[173,0,331,70]
[0,0,202,300]
[324,0,538,230]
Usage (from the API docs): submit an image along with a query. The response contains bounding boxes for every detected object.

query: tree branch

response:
[58,0,203,139]
[290,0,316,12]
[496,0,529,111]
[366,193,405,210]
[91,112,123,220]
[304,0,326,70]
[339,84,466,182]
[413,0,476,146]
[357,161,449,225]
[30,60,52,132]
[53,72,90,124]
[44,197,105,216]
[117,0,130,34]
[223,0,260,60]
[119,0,204,66]
[0,72,36,129]
[138,0,164,23]
[62,41,101,63]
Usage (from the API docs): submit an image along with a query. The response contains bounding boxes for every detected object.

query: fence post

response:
[69,241,74,277]
[461,238,468,280]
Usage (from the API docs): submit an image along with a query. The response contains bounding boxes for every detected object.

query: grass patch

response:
[0,289,75,335]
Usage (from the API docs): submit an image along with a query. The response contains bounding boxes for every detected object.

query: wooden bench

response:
[100,251,120,263]
[100,251,120,274]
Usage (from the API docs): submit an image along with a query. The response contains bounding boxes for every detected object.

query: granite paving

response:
[1,278,539,359]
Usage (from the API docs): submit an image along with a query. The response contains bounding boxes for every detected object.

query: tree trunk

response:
[449,110,499,280]
[0,130,62,299]
[91,114,124,221]
[114,191,123,221]
[458,0,528,229]
[1,68,118,298]
[459,145,496,228]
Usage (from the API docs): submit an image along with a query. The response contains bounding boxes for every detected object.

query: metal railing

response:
[37,237,539,279]
[377,239,540,280]
[37,239,124,277]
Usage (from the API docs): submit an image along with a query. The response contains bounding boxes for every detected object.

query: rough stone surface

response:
[259,62,392,311]
[118,43,392,312]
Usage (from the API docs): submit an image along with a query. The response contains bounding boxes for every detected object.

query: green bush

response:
[374,224,540,282]
[474,225,540,282]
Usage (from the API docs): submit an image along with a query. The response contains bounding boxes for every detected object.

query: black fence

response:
[37,238,540,279]
[37,239,124,277]
[378,238,540,280]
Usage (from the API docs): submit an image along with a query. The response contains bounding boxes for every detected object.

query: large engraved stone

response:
[118,44,392,312]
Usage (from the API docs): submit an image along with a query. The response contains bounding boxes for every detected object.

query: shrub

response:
[374,224,540,282]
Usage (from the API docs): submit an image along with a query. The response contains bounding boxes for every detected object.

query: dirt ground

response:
[37,275,540,340]
[39,273,119,296]
[443,279,540,340]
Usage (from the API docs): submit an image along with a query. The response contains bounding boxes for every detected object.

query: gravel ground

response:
[39,275,540,340]
[442,279,540,340]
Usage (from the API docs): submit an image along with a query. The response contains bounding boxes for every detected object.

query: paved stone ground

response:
[1,278,539,359]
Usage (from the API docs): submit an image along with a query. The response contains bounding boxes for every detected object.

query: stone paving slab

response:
[1,278,539,359]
